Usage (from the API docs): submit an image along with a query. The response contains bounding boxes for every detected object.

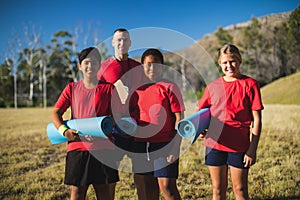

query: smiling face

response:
[219,54,240,80]
[217,44,242,81]
[143,55,163,82]
[219,53,241,81]
[112,30,131,56]
[78,56,100,80]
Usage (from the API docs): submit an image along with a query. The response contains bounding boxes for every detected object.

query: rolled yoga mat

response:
[46,116,113,144]
[115,117,137,135]
[177,108,211,144]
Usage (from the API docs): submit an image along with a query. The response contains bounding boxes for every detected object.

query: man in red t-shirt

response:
[97,28,142,91]
[97,29,143,185]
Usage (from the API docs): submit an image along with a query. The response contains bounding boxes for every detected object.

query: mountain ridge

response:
[164,9,298,93]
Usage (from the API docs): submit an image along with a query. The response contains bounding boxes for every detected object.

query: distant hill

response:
[164,9,299,94]
[261,71,300,104]
[196,11,291,57]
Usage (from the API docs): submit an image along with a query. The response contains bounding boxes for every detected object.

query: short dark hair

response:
[114,28,128,34]
[78,47,101,64]
[141,48,164,64]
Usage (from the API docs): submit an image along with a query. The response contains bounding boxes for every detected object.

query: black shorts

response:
[113,134,136,160]
[64,150,119,186]
[132,142,179,178]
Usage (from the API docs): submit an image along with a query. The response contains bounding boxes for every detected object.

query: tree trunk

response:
[180,58,187,94]
[14,70,17,109]
[42,60,47,108]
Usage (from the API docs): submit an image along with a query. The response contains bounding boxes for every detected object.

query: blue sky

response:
[0,0,299,62]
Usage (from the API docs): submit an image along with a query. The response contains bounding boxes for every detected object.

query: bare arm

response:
[174,111,184,130]
[52,107,79,141]
[52,107,65,129]
[244,110,262,167]
[166,111,184,163]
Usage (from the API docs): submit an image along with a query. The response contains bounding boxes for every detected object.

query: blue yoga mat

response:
[177,108,211,144]
[115,117,137,135]
[46,116,113,144]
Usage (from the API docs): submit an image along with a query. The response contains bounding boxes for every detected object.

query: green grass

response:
[0,105,299,199]
[261,72,300,104]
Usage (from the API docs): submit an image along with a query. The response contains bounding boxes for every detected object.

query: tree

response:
[52,30,78,82]
[5,37,22,108]
[286,5,300,72]
[1,20,111,107]
[45,30,78,104]
[46,27,109,105]
[0,62,13,107]
[35,48,48,107]
[272,24,289,79]
[240,17,271,84]
[215,27,233,46]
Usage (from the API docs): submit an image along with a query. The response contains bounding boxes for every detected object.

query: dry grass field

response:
[0,104,299,199]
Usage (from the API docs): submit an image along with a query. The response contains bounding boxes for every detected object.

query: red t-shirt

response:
[197,75,264,152]
[54,80,119,152]
[129,80,185,143]
[97,57,142,89]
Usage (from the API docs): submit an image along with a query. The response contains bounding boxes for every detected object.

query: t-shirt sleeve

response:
[249,81,264,111]
[54,83,72,113]
[97,59,120,84]
[128,91,140,119]
[196,86,211,109]
[169,84,185,113]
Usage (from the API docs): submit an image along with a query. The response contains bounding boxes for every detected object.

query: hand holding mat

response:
[177,108,211,144]
[115,117,137,135]
[46,116,113,144]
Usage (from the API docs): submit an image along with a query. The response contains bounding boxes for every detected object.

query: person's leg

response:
[65,151,89,200]
[205,148,229,200]
[134,173,159,200]
[208,165,228,200]
[132,141,158,199]
[153,155,181,200]
[227,151,249,200]
[70,185,88,200]
[86,150,119,200]
[157,177,181,200]
[230,166,249,200]
[93,183,116,200]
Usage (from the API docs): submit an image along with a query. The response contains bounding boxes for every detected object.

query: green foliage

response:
[1,7,300,107]
[242,18,262,50]
[287,5,300,51]
[183,88,205,102]
[196,87,205,100]
[215,27,233,46]
[53,30,72,38]
[0,64,14,107]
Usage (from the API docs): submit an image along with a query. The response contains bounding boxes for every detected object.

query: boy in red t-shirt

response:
[52,47,119,200]
[196,44,264,200]
[129,48,185,200]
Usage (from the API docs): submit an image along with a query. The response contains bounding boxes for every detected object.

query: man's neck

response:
[114,53,129,61]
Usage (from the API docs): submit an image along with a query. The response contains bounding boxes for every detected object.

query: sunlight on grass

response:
[0,105,299,199]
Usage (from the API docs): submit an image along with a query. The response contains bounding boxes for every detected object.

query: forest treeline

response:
[0,6,299,108]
